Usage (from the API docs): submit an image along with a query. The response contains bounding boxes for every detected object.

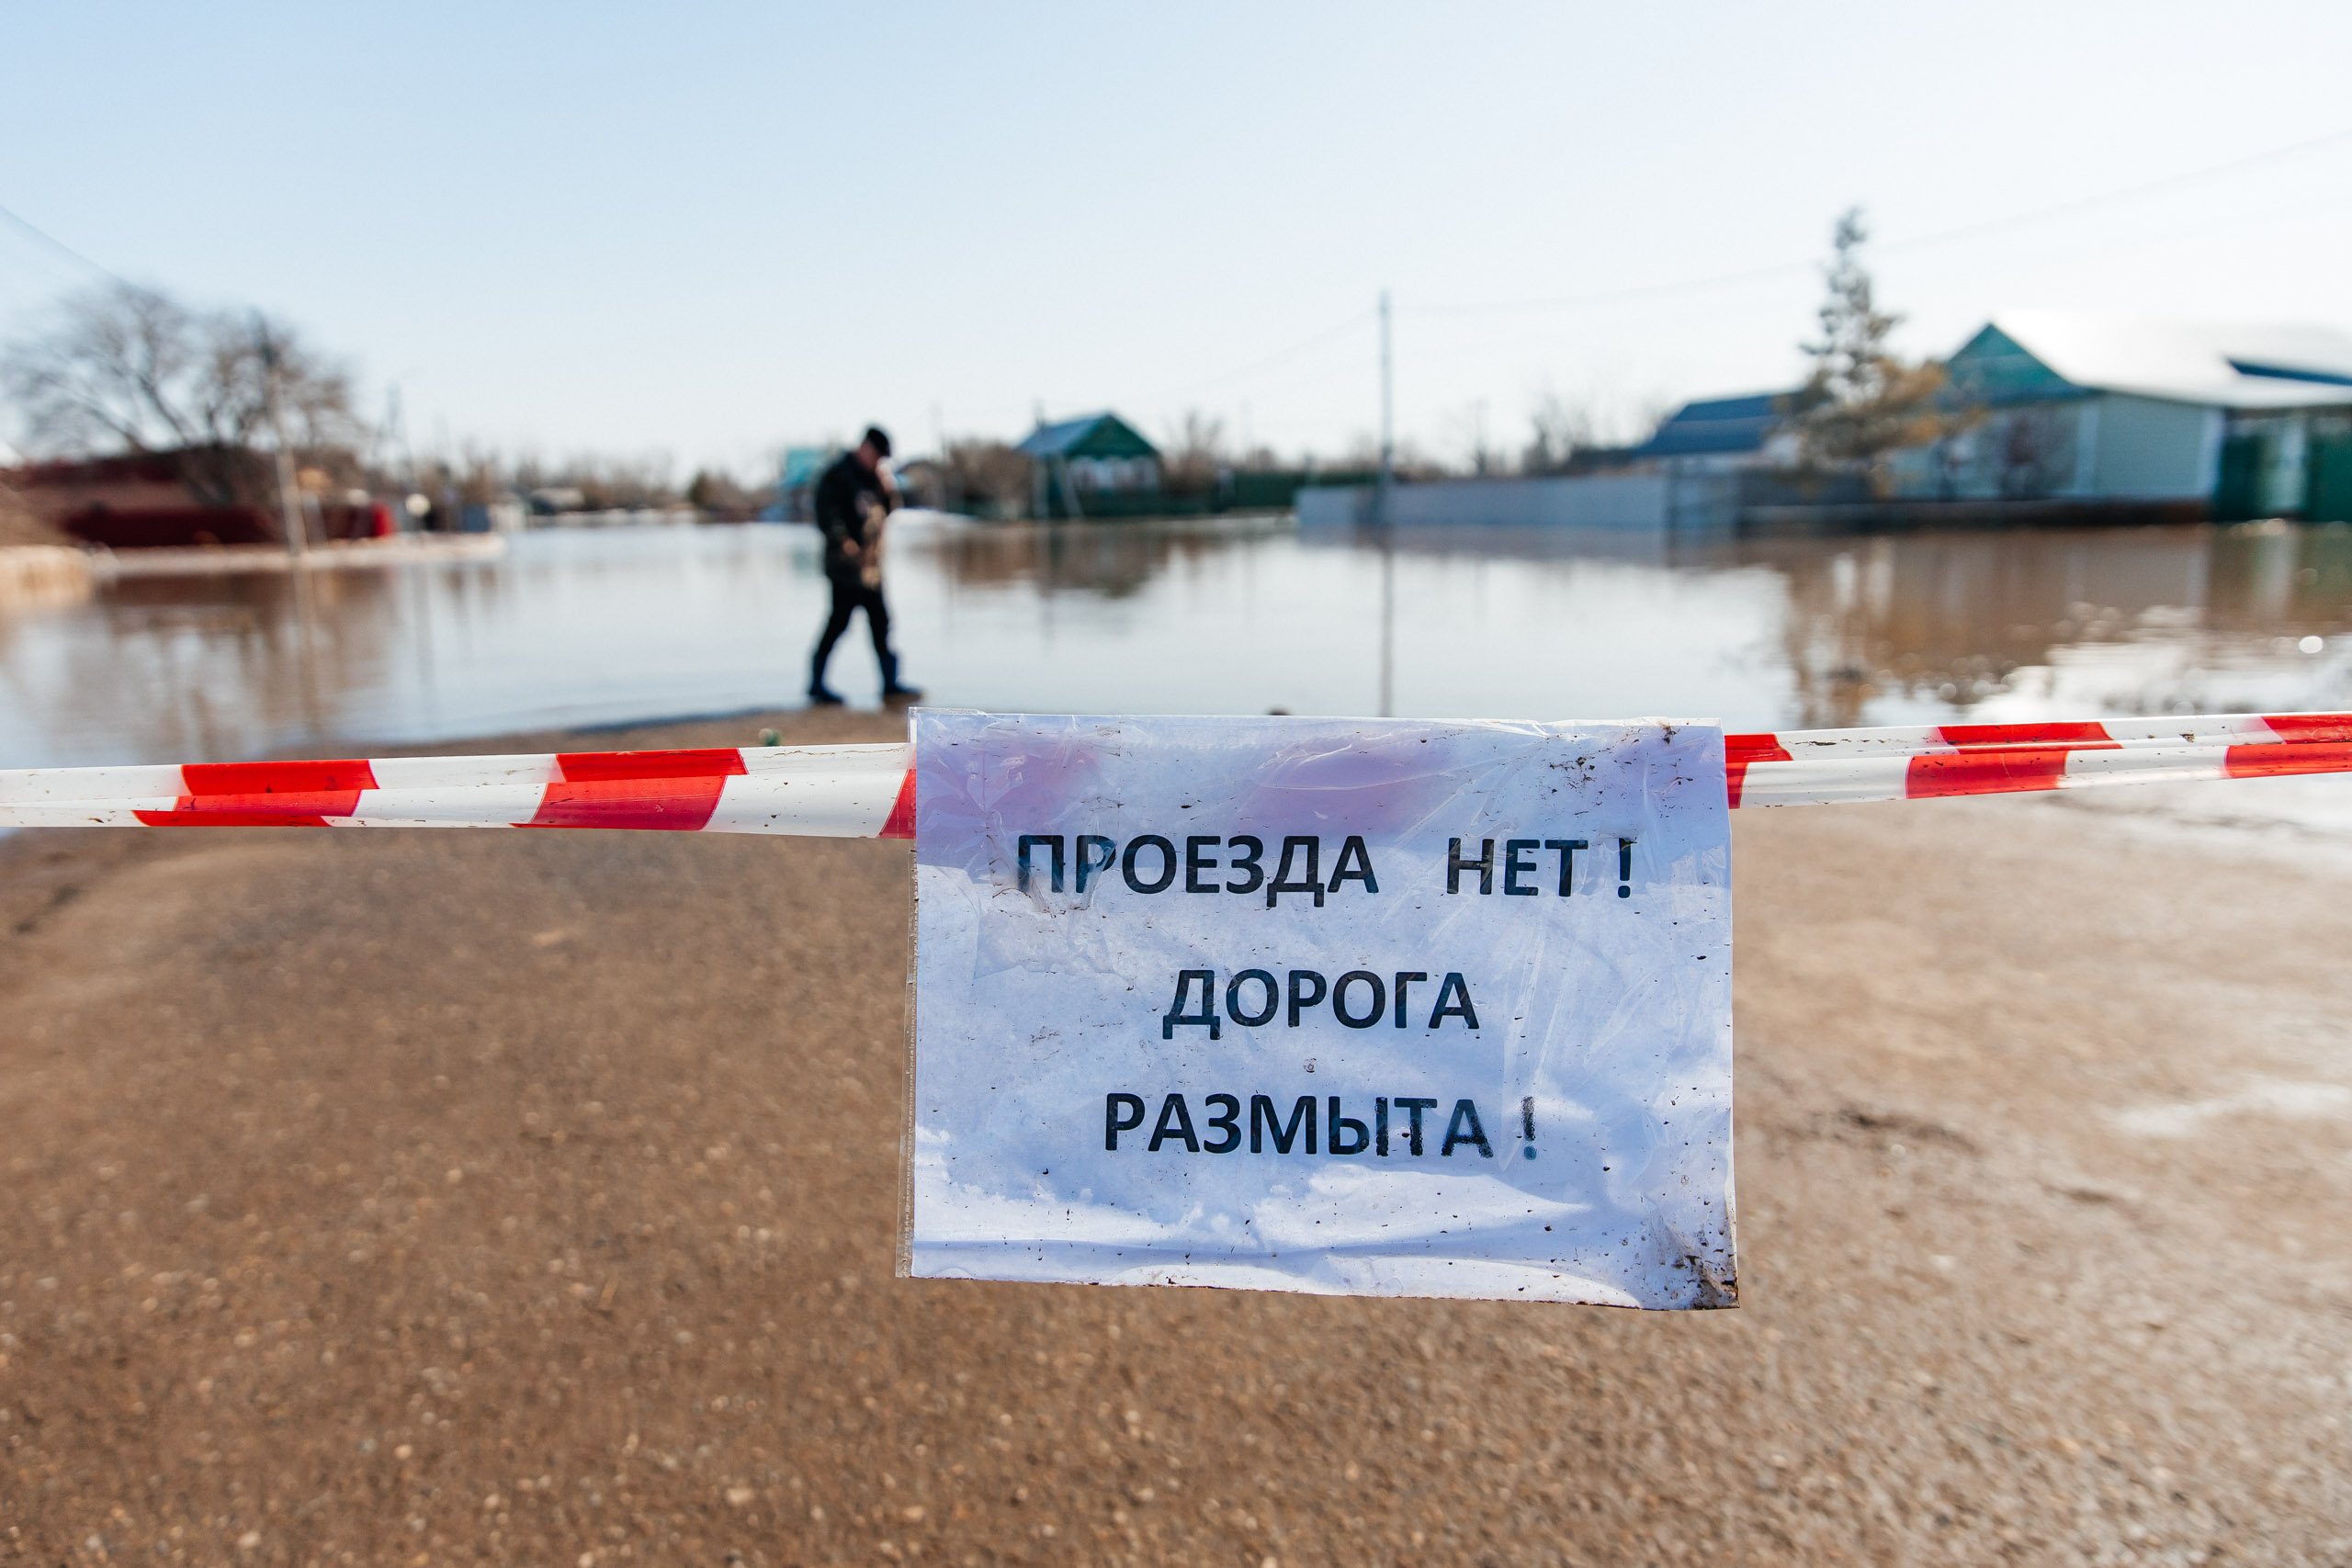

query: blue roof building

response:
[1631,392,1792,459]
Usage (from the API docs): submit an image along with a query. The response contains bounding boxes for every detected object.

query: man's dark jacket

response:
[812,452,890,576]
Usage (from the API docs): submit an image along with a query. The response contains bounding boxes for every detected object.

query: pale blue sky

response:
[6,2,2351,476]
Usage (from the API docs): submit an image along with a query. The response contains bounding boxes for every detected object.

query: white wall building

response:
[1893,313,2352,515]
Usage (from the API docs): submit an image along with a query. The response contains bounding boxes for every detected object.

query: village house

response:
[1888,313,2352,520]
[1016,412,1161,518]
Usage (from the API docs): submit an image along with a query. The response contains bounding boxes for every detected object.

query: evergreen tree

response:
[1795,209,1949,469]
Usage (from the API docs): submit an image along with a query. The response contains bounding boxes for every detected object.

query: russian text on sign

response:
[907,713,1736,1308]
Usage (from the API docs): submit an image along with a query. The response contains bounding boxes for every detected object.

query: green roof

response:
[1017,412,1159,461]
[1947,324,2093,405]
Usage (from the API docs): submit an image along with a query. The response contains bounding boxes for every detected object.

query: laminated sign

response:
[902,713,1736,1308]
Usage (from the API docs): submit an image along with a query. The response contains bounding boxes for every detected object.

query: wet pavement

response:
[3,705,2348,1564]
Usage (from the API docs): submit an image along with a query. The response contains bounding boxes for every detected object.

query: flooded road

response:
[5,514,2352,770]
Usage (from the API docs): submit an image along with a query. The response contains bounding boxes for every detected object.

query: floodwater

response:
[5,513,2352,773]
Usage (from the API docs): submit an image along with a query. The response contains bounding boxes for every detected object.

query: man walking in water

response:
[808,425,922,705]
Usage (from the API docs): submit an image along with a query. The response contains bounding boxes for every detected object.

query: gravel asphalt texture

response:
[2,707,2347,1564]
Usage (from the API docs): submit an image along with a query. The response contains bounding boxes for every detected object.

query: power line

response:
[1159,308,1374,400]
[0,200,130,288]
[1408,123,2352,321]
[1879,122,2352,255]
[1138,121,2352,445]
[1155,124,2352,407]
[1409,258,1812,321]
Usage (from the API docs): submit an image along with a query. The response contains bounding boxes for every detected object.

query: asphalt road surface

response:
[2,708,2346,1564]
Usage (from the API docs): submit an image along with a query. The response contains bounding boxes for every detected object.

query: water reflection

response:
[931,514,1292,600]
[3,516,2351,770]
[1746,523,2352,727]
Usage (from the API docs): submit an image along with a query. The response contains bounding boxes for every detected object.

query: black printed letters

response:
[1161,968,1480,1033]
[1012,834,1377,908]
[1105,1092,1498,1158]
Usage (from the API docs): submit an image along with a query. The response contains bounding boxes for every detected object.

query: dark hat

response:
[862,425,893,457]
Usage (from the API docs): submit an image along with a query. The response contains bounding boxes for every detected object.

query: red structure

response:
[6,448,393,548]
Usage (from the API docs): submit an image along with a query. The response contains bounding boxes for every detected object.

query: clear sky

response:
[5,2,2351,478]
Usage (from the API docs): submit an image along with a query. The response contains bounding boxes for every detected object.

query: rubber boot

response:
[808,653,845,706]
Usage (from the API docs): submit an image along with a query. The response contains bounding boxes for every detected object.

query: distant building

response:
[1299,391,1826,535]
[771,446,833,522]
[1304,316,2352,533]
[1016,412,1160,518]
[1624,391,1800,468]
[6,447,393,547]
[1891,313,2352,518]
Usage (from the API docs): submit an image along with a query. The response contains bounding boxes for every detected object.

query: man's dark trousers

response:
[811,568,898,692]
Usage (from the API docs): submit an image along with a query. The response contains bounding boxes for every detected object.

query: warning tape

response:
[0,713,2346,834]
[0,744,917,837]
[1728,711,2352,807]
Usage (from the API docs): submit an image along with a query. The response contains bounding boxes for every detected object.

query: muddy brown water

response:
[2,705,2348,1562]
[6,517,2352,772]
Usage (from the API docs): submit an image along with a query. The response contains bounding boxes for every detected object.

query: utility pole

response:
[1379,290,1394,502]
[257,317,308,563]
[1377,288,1395,717]
[385,383,413,498]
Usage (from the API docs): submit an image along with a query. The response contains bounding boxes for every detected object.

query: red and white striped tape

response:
[1729,712,2352,807]
[0,744,917,837]
[0,713,2346,836]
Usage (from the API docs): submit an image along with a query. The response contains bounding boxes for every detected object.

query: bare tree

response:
[408,447,682,513]
[1993,407,2072,499]
[686,468,761,519]
[1522,390,1598,474]
[1793,209,1948,470]
[1160,411,1227,493]
[560,453,676,511]
[1231,437,1281,472]
[1331,430,1442,480]
[942,440,1033,518]
[0,282,356,462]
